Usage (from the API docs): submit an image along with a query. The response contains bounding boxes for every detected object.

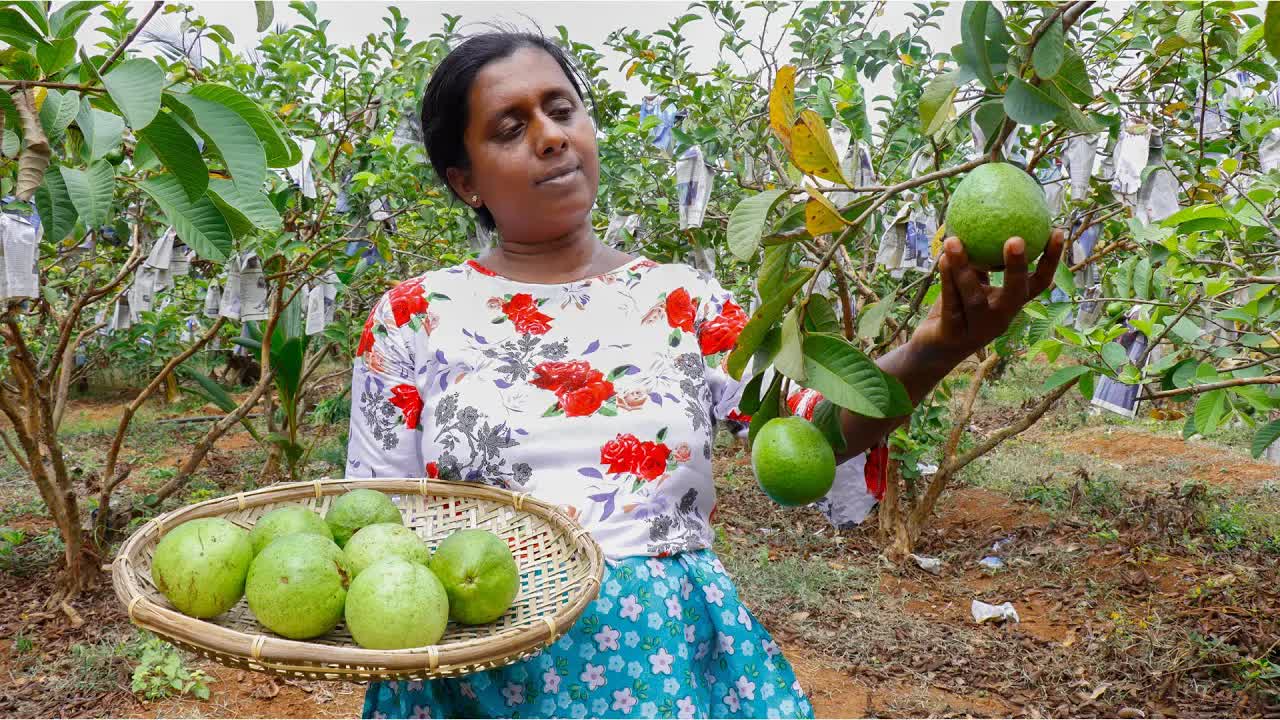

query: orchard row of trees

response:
[1,0,1278,596]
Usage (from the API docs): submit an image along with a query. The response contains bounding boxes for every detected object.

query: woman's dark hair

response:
[420,31,595,232]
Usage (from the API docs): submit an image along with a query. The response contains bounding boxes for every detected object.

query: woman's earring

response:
[471,195,479,205]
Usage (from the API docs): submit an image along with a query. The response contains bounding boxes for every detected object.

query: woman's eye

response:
[497,123,523,139]
[550,105,574,121]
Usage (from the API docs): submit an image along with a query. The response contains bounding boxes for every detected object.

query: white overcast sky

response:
[92,1,970,126]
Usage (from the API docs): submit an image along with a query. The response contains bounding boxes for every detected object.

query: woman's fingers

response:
[995,236,1029,312]
[1029,228,1067,296]
[946,238,987,315]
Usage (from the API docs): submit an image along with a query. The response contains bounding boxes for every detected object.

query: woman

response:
[347,32,1063,719]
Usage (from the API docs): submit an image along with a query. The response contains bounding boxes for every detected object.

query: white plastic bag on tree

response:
[305,271,339,336]
[1075,284,1103,330]
[676,146,713,230]
[238,254,269,322]
[1091,310,1150,418]
[1260,128,1280,173]
[110,296,132,332]
[1064,134,1099,201]
[204,283,221,318]
[390,113,423,150]
[1135,133,1179,224]
[604,214,640,249]
[1111,122,1151,198]
[876,204,913,273]
[0,212,40,300]
[902,201,937,273]
[286,137,318,199]
[170,242,194,277]
[1038,159,1067,217]
[969,114,1022,161]
[688,243,717,274]
[305,283,326,336]
[218,256,242,320]
[1136,167,1180,224]
[128,267,157,322]
[145,227,176,270]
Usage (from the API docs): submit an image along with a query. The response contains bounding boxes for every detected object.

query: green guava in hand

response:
[245,533,351,639]
[248,505,333,556]
[325,489,403,547]
[343,522,431,579]
[751,416,836,507]
[946,162,1051,271]
[151,517,253,618]
[429,529,520,625]
[344,558,450,649]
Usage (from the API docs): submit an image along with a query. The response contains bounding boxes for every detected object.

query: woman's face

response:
[448,46,600,244]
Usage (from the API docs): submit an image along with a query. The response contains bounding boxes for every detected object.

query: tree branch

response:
[944,377,1080,475]
[1143,375,1280,401]
[100,1,165,74]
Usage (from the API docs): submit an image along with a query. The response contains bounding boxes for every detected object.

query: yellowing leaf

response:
[641,50,656,61]
[627,61,641,80]
[789,110,847,184]
[1163,101,1188,115]
[31,87,47,111]
[769,65,798,151]
[898,53,915,66]
[802,186,846,236]
[339,139,354,155]
[277,102,296,115]
[930,223,947,258]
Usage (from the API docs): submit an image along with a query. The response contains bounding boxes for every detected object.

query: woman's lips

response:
[536,165,581,186]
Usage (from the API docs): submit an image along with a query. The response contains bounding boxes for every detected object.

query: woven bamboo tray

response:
[112,477,605,683]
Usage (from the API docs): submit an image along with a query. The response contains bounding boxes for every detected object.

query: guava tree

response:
[138,1,477,493]
[601,0,1280,559]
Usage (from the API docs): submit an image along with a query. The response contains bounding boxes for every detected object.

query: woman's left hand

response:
[909,229,1066,364]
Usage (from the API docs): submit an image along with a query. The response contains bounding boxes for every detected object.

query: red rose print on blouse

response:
[387,278,430,328]
[599,433,671,481]
[600,433,641,474]
[425,461,439,478]
[665,287,696,332]
[467,259,499,277]
[356,307,377,356]
[387,384,423,429]
[698,299,749,356]
[634,441,671,480]
[531,360,615,417]
[501,293,554,335]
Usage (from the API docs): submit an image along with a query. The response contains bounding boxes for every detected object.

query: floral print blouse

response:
[346,257,884,560]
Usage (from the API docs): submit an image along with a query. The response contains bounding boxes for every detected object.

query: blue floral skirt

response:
[363,550,814,719]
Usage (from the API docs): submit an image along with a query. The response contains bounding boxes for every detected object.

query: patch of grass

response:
[979,358,1058,408]
[13,632,34,654]
[961,437,1127,518]
[311,434,348,472]
[1203,497,1280,553]
[718,545,874,614]
[309,394,351,426]
[0,496,49,523]
[46,628,147,695]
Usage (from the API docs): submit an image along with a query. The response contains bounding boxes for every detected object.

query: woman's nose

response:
[534,116,569,157]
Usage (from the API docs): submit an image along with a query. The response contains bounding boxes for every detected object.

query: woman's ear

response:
[446,167,480,207]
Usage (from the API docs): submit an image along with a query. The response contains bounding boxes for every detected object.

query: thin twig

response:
[100,1,165,74]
